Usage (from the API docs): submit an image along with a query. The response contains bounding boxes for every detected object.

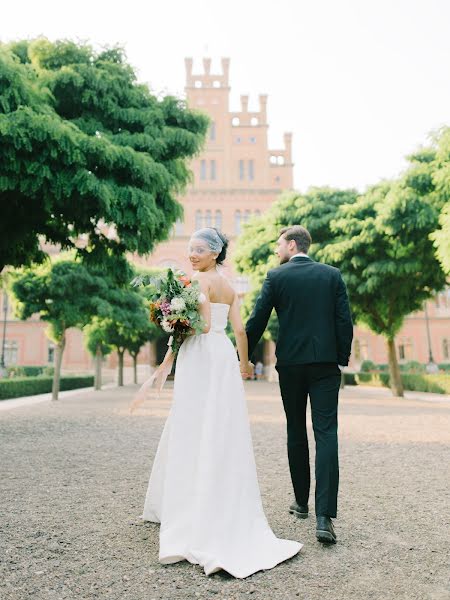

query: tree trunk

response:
[118,350,124,387]
[387,337,404,397]
[132,354,138,384]
[52,333,66,401]
[94,343,102,391]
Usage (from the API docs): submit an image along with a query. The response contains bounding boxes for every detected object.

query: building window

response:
[235,210,242,234]
[250,136,256,144]
[255,209,261,217]
[210,160,216,180]
[250,117,259,126]
[174,219,184,237]
[248,160,254,181]
[5,340,18,365]
[213,80,221,88]
[353,339,369,361]
[215,210,222,230]
[443,339,449,360]
[194,80,202,88]
[235,137,241,144]
[244,210,251,223]
[398,339,413,361]
[48,343,55,364]
[200,160,207,181]
[205,210,212,227]
[239,160,245,181]
[210,122,216,141]
[195,210,202,230]
[232,117,240,126]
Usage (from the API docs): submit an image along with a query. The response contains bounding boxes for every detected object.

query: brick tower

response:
[144,57,294,284]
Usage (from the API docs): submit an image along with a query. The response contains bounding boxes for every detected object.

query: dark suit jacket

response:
[246,256,353,366]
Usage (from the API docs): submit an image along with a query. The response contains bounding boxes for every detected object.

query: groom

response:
[246,225,353,544]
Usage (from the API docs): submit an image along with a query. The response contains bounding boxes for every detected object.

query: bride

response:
[141,227,302,578]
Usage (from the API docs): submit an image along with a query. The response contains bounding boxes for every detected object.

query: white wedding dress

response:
[141,302,302,578]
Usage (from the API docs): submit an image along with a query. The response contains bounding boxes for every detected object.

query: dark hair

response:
[213,228,229,264]
[279,225,312,253]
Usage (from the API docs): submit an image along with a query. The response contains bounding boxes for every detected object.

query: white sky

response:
[3,0,450,192]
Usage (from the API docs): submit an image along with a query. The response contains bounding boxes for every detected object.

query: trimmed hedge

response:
[343,373,357,385]
[0,376,94,400]
[354,372,450,394]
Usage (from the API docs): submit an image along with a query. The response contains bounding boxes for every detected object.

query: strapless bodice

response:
[210,302,230,332]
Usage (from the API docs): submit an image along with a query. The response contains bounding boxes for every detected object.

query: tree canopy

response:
[0,39,209,272]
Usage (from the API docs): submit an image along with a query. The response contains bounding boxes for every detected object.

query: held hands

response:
[240,361,254,380]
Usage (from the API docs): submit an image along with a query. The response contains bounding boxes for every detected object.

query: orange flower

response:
[178,275,191,288]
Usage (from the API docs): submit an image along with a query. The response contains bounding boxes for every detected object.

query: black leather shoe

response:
[289,501,309,519]
[316,515,336,544]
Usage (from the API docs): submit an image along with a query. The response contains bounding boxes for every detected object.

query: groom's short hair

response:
[279,225,312,253]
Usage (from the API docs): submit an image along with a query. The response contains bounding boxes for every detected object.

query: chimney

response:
[221,57,230,85]
[240,94,249,112]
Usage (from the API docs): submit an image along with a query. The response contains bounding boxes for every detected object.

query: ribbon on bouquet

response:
[129,337,175,413]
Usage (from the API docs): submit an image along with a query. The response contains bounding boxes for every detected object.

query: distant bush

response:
[360,360,377,372]
[343,373,357,385]
[438,363,450,372]
[354,372,450,394]
[356,372,373,383]
[399,361,426,373]
[6,365,48,378]
[0,376,94,400]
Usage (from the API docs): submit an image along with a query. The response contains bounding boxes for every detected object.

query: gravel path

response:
[1,382,449,600]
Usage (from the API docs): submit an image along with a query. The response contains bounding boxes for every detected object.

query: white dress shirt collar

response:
[290,252,309,260]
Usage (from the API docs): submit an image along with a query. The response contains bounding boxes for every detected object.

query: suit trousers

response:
[276,363,341,518]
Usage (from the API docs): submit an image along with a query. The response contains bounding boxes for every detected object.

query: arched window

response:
[205,210,212,227]
[244,210,251,223]
[235,210,242,234]
[195,210,202,230]
[215,210,222,230]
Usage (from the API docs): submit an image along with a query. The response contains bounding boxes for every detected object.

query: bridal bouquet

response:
[132,268,205,354]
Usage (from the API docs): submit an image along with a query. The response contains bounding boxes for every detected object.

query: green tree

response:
[10,259,117,399]
[323,179,445,396]
[84,317,113,390]
[0,40,208,272]
[99,308,156,387]
[234,187,358,341]
[429,127,450,273]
